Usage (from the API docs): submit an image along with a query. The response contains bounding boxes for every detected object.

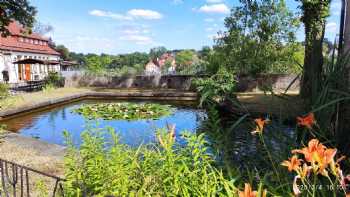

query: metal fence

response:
[0,158,65,197]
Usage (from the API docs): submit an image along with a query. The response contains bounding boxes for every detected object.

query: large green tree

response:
[217,0,300,75]
[298,0,331,101]
[149,46,167,60]
[175,50,195,69]
[55,45,71,60]
[0,0,36,36]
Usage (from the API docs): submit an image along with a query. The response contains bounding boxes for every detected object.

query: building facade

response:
[0,22,60,83]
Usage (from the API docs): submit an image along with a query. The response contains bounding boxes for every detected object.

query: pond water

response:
[1,100,206,147]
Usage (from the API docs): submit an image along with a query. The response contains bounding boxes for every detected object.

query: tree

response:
[0,0,37,36]
[85,54,112,73]
[55,45,70,60]
[149,46,167,60]
[298,0,331,100]
[217,0,299,75]
[175,50,195,70]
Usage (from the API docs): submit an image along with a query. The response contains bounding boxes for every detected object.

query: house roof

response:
[13,58,60,65]
[0,22,60,56]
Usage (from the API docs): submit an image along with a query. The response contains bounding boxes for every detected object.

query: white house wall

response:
[0,55,4,82]
[0,51,60,83]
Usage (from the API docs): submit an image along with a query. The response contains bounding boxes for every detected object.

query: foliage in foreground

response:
[62,112,350,196]
[63,127,244,196]
[72,103,174,120]
[0,83,9,99]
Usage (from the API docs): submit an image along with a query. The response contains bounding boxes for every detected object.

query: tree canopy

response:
[0,0,37,36]
[216,0,301,75]
[149,46,167,60]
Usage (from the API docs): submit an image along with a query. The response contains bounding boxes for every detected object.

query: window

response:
[19,37,24,42]
[29,39,33,44]
[24,38,29,43]
[34,40,38,44]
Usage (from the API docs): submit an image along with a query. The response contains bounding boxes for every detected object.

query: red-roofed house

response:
[0,22,61,83]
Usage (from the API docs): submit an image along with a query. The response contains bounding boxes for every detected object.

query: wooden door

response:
[25,64,31,81]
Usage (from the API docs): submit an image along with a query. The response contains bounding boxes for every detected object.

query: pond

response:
[0,100,206,147]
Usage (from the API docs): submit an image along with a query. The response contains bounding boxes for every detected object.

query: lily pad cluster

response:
[73,102,174,120]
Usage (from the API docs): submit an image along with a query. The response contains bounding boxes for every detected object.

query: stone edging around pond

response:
[0,90,198,119]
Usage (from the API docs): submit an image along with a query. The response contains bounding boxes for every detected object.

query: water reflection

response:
[1,100,206,147]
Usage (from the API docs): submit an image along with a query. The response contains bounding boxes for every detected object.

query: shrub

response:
[42,83,55,93]
[44,72,65,87]
[193,68,236,107]
[0,83,9,99]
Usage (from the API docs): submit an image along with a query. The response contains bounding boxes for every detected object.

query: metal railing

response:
[0,158,65,197]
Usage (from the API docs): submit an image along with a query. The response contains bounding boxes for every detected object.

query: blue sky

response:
[29,0,342,55]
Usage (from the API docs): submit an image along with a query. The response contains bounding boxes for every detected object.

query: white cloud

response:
[206,0,224,3]
[118,24,151,35]
[89,9,163,21]
[127,9,163,20]
[204,18,215,22]
[198,4,230,14]
[326,22,337,33]
[55,35,118,54]
[120,35,154,45]
[89,10,132,20]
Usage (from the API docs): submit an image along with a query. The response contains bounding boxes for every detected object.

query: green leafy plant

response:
[35,180,49,197]
[72,103,174,120]
[193,68,236,107]
[63,126,240,196]
[0,83,9,99]
[42,83,55,93]
[44,72,65,87]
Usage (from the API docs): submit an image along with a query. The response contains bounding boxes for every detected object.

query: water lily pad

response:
[72,102,174,121]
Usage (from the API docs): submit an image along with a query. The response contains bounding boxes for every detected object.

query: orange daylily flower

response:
[281,155,302,172]
[238,183,266,197]
[297,113,316,129]
[292,139,337,176]
[251,118,268,134]
[292,139,326,163]
[239,183,257,197]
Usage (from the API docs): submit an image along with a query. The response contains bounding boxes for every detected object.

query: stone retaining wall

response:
[236,74,300,92]
[64,72,300,92]
[0,91,198,119]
